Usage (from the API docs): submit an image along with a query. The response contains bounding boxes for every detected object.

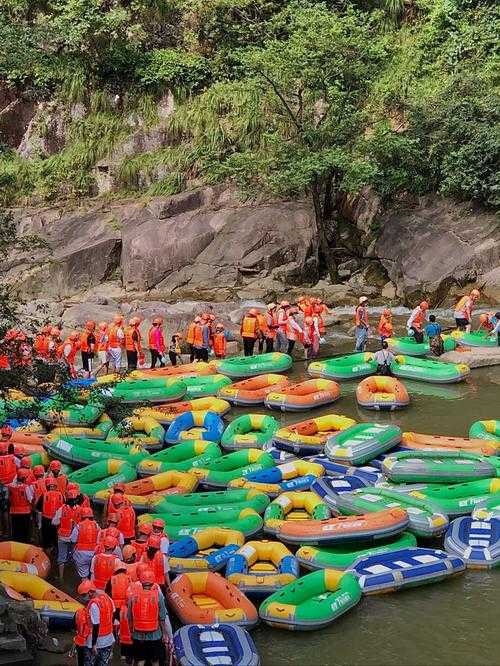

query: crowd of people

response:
[0,291,498,380]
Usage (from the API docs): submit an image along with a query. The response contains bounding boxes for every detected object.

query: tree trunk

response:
[312,180,339,283]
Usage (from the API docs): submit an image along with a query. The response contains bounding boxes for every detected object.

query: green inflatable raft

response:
[259,569,361,630]
[387,336,455,356]
[136,440,222,476]
[469,420,500,443]
[406,478,500,517]
[148,488,270,516]
[180,375,232,399]
[390,355,470,384]
[325,423,401,465]
[452,330,497,348]
[221,414,279,451]
[111,377,186,403]
[382,450,498,484]
[138,507,263,540]
[308,353,378,381]
[105,416,165,451]
[192,449,275,488]
[296,532,417,570]
[39,400,105,427]
[67,459,136,496]
[216,353,293,379]
[44,435,149,467]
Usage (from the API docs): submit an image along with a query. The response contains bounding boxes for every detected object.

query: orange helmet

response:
[50,327,61,337]
[77,580,96,595]
[17,468,29,481]
[33,465,45,478]
[470,289,480,299]
[49,460,61,472]
[147,534,161,550]
[80,507,94,519]
[0,442,9,455]
[85,320,96,330]
[122,545,136,561]
[67,482,80,493]
[138,523,153,536]
[151,518,164,529]
[68,330,79,341]
[20,456,32,469]
[67,487,79,499]
[129,317,141,327]
[103,535,118,550]
[152,317,163,325]
[419,301,429,310]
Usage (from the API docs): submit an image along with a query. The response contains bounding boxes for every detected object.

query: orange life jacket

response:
[125,327,141,353]
[97,330,108,352]
[303,303,314,318]
[192,324,204,348]
[411,308,425,331]
[378,315,393,337]
[131,586,160,632]
[285,318,301,341]
[148,327,165,352]
[33,334,50,359]
[117,504,136,540]
[454,295,472,318]
[185,322,196,345]
[42,489,64,519]
[110,571,132,609]
[241,316,258,338]
[88,593,114,636]
[75,519,99,551]
[58,503,79,539]
[98,526,122,550]
[212,332,227,357]
[355,306,369,327]
[61,338,79,364]
[31,477,47,504]
[126,562,138,582]
[93,553,118,590]
[256,314,269,336]
[119,605,133,645]
[141,550,166,585]
[0,454,17,485]
[131,540,147,561]
[80,331,95,353]
[265,312,278,339]
[277,309,289,333]
[108,324,123,348]
[8,483,32,514]
[49,473,67,497]
[74,606,91,647]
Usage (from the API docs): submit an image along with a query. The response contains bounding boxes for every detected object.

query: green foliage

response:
[139,49,211,95]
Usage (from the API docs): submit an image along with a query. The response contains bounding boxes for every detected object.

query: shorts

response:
[120,643,134,658]
[108,347,122,370]
[0,484,8,511]
[133,639,165,662]
[81,351,94,372]
[57,538,72,565]
[455,317,469,330]
[98,350,109,364]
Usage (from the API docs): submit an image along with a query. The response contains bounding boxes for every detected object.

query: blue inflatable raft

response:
[349,547,465,594]
[311,475,370,506]
[174,623,260,666]
[166,411,225,444]
[305,455,383,485]
[444,516,500,569]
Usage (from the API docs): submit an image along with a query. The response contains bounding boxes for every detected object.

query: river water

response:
[40,337,500,666]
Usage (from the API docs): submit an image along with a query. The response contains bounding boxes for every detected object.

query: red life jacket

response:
[0,454,17,485]
[141,550,166,585]
[148,327,165,352]
[33,334,50,359]
[9,483,32,514]
[75,519,99,551]
[212,332,227,357]
[125,327,141,352]
[110,571,132,609]
[80,331,94,353]
[131,586,160,632]
[108,324,123,349]
[88,593,114,636]
[42,489,64,519]
[131,540,147,561]
[119,606,133,645]
[93,553,117,590]
[74,607,91,647]
[58,503,78,539]
[97,526,122,553]
[31,477,47,503]
[117,505,136,539]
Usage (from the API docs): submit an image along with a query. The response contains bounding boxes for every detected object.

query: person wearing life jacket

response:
[151,518,170,556]
[97,512,125,552]
[66,481,91,510]
[106,559,133,612]
[80,321,96,379]
[71,506,100,579]
[33,325,52,360]
[122,544,139,582]
[113,493,137,544]
[378,308,393,342]
[255,310,269,354]
[302,316,321,360]
[128,568,173,666]
[148,318,166,369]
[60,331,80,378]
[0,441,18,534]
[125,317,143,371]
[240,309,260,357]
[90,534,121,591]
[212,323,228,359]
[262,303,278,353]
[72,580,94,666]
[168,332,182,366]
[454,288,480,332]
[19,456,35,484]
[140,534,170,592]
[312,298,328,335]
[479,312,495,333]
[47,327,62,362]
[406,301,429,344]
[354,296,369,352]
[93,321,110,377]
[31,465,46,502]
[102,482,130,522]
[276,301,290,353]
[52,485,82,580]
[192,315,211,363]
[285,308,303,356]
[8,467,34,541]
[82,580,116,666]
[185,317,200,363]
[36,477,64,552]
[107,314,125,371]
[48,459,68,496]
[297,296,311,317]
[132,523,153,561]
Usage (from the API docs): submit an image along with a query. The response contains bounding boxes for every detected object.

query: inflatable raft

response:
[259,569,361,631]
[401,431,500,456]
[264,379,341,412]
[67,459,137,496]
[469,420,500,443]
[137,397,230,425]
[181,374,232,399]
[382,450,497,484]
[44,436,149,467]
[387,336,455,356]
[192,449,275,488]
[39,400,105,427]
[0,542,51,578]
[325,423,401,465]
[48,413,113,440]
[306,455,384,485]
[168,572,258,628]
[0,572,82,627]
[272,414,356,456]
[111,377,187,403]
[105,416,165,451]
[349,547,464,594]
[473,495,500,520]
[263,491,330,536]
[218,374,289,406]
[296,532,417,570]
[169,528,245,573]
[308,352,377,381]
[390,355,470,384]
[221,414,279,451]
[329,487,448,537]
[94,471,199,508]
[216,352,292,379]
[133,361,217,378]
[311,476,374,504]
[445,516,500,569]
[407,478,500,517]
[356,376,410,411]
[166,411,225,444]
[137,441,222,476]
[226,540,299,597]
[173,624,259,666]
[451,329,497,348]
[141,488,270,515]
[230,459,324,496]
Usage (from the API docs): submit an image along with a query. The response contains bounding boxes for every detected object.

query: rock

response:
[480,267,500,303]
[374,196,500,304]
[17,101,71,159]
[0,633,26,652]
[337,259,359,279]
[0,86,36,149]
[339,186,382,244]
[440,347,500,369]
[381,281,396,300]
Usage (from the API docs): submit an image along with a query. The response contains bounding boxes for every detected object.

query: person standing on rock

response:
[108,314,125,372]
[94,322,110,376]
[240,309,260,357]
[312,298,329,337]
[263,303,278,353]
[59,331,80,378]
[354,296,370,352]
[148,318,165,369]
[125,317,143,371]
[80,321,96,378]
[285,308,303,356]
[276,301,290,353]
[192,316,211,362]
[406,301,429,344]
[454,289,480,332]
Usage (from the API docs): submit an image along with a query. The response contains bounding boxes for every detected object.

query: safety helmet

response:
[66,482,80,493]
[152,317,163,325]
[49,460,62,472]
[68,331,79,341]
[50,327,61,337]
[419,301,429,310]
[103,535,118,550]
[140,570,156,585]
[80,507,94,519]
[77,580,96,595]
[138,523,153,536]
[0,442,8,455]
[17,468,29,481]
[358,296,368,304]
[107,512,119,524]
[383,308,391,316]
[215,323,224,331]
[136,562,153,580]
[147,534,161,549]
[1,425,12,439]
[129,317,141,327]
[151,518,164,529]
[85,320,96,330]
[267,302,277,311]
[122,545,136,561]
[33,465,45,478]
[20,456,32,469]
[46,478,57,489]
[66,487,79,499]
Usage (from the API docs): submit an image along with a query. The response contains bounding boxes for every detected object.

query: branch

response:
[256,69,303,133]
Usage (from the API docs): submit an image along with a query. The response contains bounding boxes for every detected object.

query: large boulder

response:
[480,267,500,304]
[373,196,500,304]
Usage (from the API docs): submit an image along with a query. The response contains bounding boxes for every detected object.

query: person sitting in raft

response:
[478,312,495,333]
[378,308,393,343]
[425,314,444,356]
[454,288,480,332]
[168,333,182,366]
[406,301,429,344]
[373,340,395,375]
[354,296,369,352]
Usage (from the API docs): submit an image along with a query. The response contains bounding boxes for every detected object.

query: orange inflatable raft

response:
[136,397,231,425]
[264,379,341,412]
[0,542,51,578]
[356,376,410,411]
[167,571,258,628]
[218,374,289,406]
[2,431,45,447]
[132,362,216,378]
[401,432,500,456]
